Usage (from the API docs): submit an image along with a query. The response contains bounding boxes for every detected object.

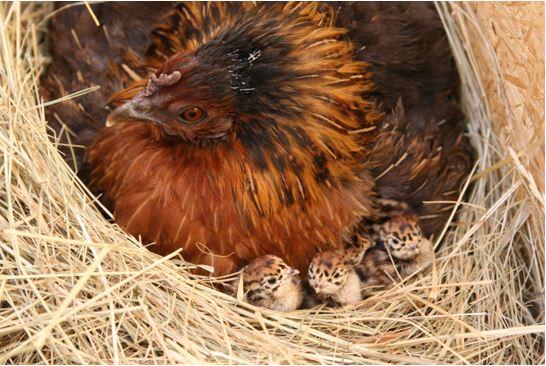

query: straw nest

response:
[0,2,543,364]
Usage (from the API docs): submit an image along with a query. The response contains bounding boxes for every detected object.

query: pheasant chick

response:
[307,235,373,306]
[374,215,434,273]
[233,255,303,312]
[355,215,435,292]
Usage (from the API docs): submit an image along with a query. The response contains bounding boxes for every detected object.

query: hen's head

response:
[108,3,379,144]
[108,52,236,142]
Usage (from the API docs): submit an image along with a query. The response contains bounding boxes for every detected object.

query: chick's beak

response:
[407,243,419,251]
[105,94,159,127]
[288,268,300,277]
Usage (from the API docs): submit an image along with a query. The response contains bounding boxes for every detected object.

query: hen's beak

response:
[105,94,159,127]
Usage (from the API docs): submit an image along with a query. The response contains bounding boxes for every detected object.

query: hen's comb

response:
[144,70,182,96]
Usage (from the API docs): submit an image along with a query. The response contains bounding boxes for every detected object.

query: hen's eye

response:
[179,106,206,123]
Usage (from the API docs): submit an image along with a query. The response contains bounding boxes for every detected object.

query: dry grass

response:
[0,2,544,364]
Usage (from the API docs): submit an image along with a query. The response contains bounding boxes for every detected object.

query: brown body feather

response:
[334,2,474,235]
[90,124,375,276]
[41,2,474,276]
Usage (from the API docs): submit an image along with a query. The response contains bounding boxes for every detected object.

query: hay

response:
[0,2,544,364]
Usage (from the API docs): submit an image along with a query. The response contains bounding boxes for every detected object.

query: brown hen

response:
[41,2,474,276]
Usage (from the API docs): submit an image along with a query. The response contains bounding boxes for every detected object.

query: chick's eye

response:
[179,106,206,123]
